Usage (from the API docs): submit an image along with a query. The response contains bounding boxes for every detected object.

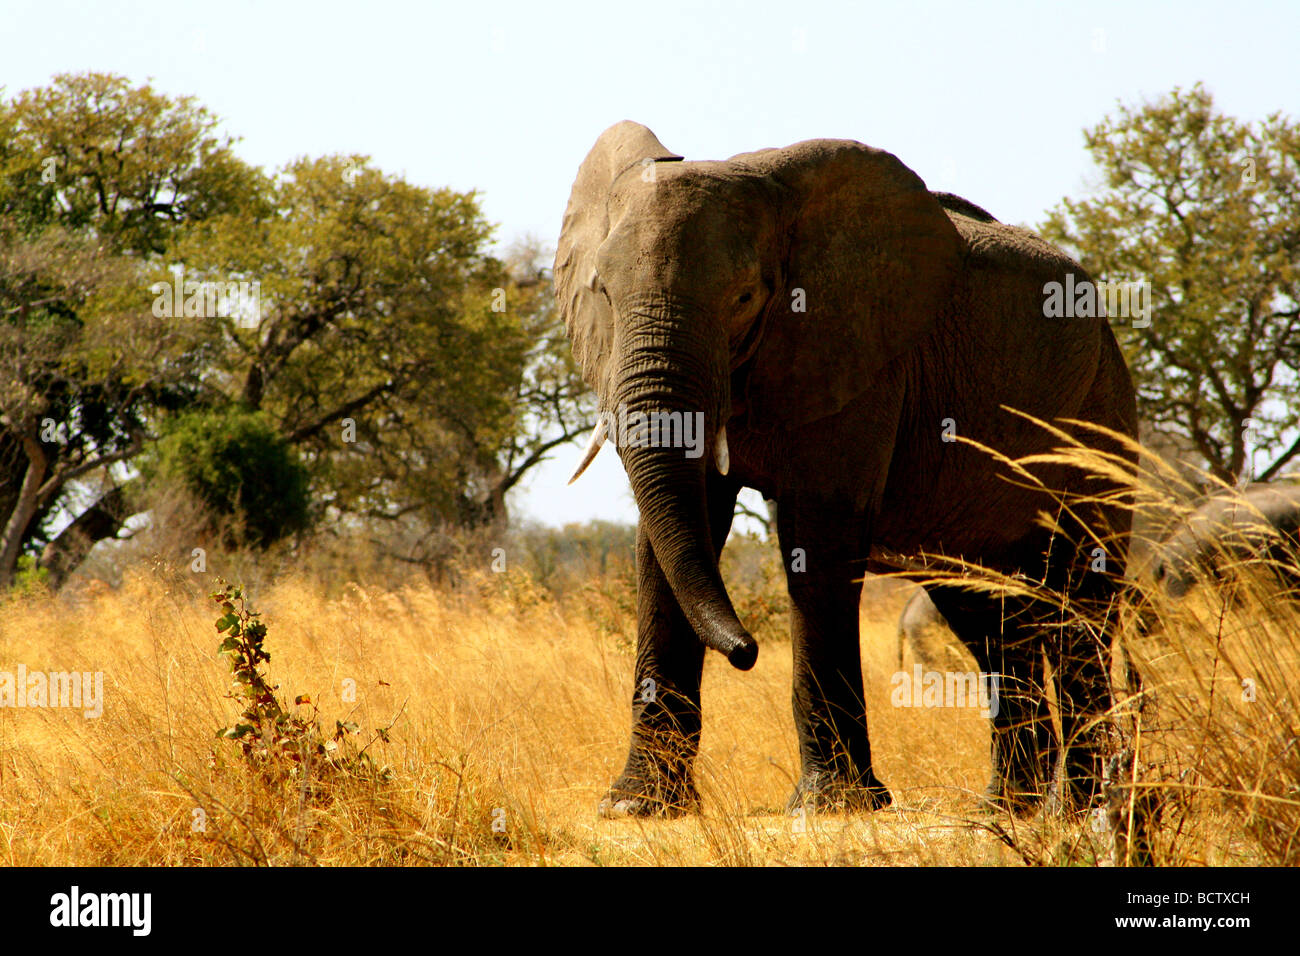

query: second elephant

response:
[896,588,970,672]
[1153,482,1300,599]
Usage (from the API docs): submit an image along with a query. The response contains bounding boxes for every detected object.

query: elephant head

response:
[555,121,963,669]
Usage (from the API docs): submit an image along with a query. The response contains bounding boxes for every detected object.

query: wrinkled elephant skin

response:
[555,122,1138,817]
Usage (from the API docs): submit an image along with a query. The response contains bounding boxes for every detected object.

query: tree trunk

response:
[0,435,49,590]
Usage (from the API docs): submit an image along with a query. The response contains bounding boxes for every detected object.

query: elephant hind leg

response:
[926,585,1056,813]
[983,634,1055,813]
[780,501,891,814]
[1045,580,1122,813]
[1047,625,1113,813]
[784,569,893,813]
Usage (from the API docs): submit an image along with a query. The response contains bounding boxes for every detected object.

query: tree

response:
[148,407,311,547]
[0,72,263,255]
[1041,85,1300,485]
[0,72,259,588]
[1,72,593,588]
[180,163,591,542]
[487,235,596,523]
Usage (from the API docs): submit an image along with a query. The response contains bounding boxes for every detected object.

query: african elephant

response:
[556,122,1137,816]
[1152,482,1300,599]
[896,588,968,672]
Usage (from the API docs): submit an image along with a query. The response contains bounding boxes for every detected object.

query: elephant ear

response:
[554,122,682,399]
[739,140,964,429]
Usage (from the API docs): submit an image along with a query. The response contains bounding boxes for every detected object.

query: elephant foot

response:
[1043,773,1102,817]
[786,769,892,814]
[981,760,1104,816]
[1044,746,1106,816]
[598,769,699,819]
[978,778,1046,816]
[984,733,1055,815]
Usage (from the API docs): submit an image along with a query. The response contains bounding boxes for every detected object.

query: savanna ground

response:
[1,523,1296,867]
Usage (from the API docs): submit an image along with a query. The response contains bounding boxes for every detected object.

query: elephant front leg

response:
[779,503,891,813]
[599,477,738,818]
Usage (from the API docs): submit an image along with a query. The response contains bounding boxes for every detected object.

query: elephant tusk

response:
[715,425,730,476]
[568,419,609,485]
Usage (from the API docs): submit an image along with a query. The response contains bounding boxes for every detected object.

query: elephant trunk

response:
[610,303,757,670]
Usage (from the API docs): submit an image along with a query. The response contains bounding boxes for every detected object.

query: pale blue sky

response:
[4,0,1296,530]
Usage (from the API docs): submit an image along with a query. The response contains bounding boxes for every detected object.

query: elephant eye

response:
[738,292,753,304]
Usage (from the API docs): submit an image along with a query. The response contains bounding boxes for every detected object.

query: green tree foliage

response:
[1041,85,1300,484]
[178,160,591,536]
[0,73,258,588]
[0,72,265,255]
[2,72,593,587]
[149,408,310,547]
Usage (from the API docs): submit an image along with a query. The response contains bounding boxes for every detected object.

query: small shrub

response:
[151,407,311,547]
[212,580,391,786]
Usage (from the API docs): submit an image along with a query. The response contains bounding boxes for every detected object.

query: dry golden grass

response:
[1124,580,1300,866]
[2,540,1294,867]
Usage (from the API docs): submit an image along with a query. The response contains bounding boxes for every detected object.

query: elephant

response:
[555,122,1138,817]
[1152,482,1300,599]
[895,588,968,673]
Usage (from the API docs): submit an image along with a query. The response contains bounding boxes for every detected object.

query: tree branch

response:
[285,378,397,445]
